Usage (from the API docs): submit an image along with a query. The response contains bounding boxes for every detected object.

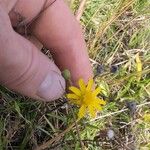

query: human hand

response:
[0,0,93,101]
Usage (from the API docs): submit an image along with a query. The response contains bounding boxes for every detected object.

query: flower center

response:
[82,91,93,105]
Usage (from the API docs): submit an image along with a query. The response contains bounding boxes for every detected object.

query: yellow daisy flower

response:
[67,78,106,119]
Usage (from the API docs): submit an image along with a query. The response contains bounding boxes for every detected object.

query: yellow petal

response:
[96,98,106,105]
[78,79,86,93]
[136,53,142,72]
[88,106,96,118]
[78,105,87,119]
[67,94,79,100]
[94,104,102,111]
[135,53,142,81]
[69,86,81,96]
[93,87,101,97]
[86,79,94,91]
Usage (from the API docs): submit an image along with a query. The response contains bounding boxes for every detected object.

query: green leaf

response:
[14,101,21,114]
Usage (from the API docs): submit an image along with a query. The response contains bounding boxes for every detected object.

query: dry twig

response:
[76,0,87,21]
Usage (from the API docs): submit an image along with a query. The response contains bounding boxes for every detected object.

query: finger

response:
[8,0,93,84]
[30,0,93,84]
[0,32,66,101]
[0,7,65,101]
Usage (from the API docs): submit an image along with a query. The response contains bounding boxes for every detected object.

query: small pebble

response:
[107,129,115,139]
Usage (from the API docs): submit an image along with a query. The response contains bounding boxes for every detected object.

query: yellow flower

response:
[67,78,106,119]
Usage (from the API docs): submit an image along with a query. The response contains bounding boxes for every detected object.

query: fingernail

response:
[37,71,66,101]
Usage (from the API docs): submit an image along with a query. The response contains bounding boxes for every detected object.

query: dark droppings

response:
[126,101,137,117]
[110,65,119,73]
[96,64,104,75]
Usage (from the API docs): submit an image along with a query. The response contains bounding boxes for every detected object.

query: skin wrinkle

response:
[4,43,60,89]
[9,11,32,36]
[9,0,57,35]
[4,43,35,87]
[0,31,16,68]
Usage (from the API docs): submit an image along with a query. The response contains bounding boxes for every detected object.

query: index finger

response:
[31,0,93,84]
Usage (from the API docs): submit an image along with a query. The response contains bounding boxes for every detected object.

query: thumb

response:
[0,31,66,101]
